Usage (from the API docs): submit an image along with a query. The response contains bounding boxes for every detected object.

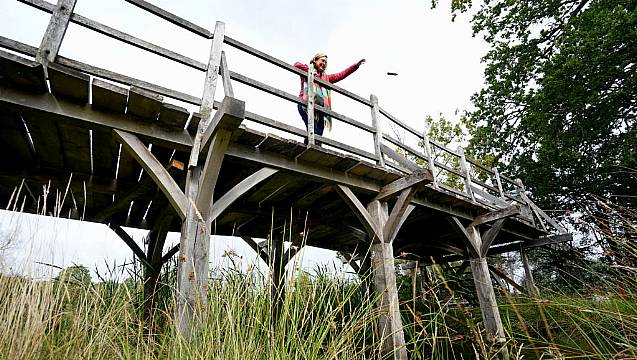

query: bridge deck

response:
[0,49,546,262]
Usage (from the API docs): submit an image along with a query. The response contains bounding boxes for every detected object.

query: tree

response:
[435,0,636,262]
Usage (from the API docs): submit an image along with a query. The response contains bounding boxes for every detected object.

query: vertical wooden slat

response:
[458,146,475,202]
[493,167,505,199]
[306,66,315,146]
[220,51,234,97]
[422,124,438,188]
[36,0,78,66]
[520,248,540,297]
[370,94,384,167]
[189,21,225,167]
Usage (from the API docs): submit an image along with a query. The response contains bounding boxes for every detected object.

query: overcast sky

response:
[0,0,487,280]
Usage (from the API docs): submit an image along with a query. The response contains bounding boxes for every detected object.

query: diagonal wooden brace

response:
[470,205,520,227]
[384,187,417,243]
[113,129,188,220]
[335,184,382,242]
[209,167,277,222]
[374,169,432,202]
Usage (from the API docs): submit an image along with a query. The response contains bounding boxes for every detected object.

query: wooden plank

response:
[210,167,278,221]
[187,112,201,136]
[127,86,162,121]
[0,50,47,92]
[158,103,189,129]
[471,205,520,227]
[374,170,432,202]
[369,94,384,166]
[113,129,187,220]
[36,0,77,65]
[56,55,201,105]
[335,185,381,242]
[0,86,193,151]
[457,147,475,202]
[125,0,212,38]
[47,63,90,103]
[57,122,91,174]
[471,185,509,207]
[91,78,127,113]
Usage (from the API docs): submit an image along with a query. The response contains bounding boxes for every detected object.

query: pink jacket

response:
[293,61,361,98]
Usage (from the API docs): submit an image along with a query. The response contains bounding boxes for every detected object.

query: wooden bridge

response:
[0,0,570,358]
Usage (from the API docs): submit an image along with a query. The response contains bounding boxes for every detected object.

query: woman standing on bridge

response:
[294,54,365,143]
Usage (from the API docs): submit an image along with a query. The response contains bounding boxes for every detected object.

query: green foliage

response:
[55,265,91,287]
[452,0,636,213]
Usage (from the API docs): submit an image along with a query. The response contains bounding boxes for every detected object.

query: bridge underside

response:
[0,51,545,263]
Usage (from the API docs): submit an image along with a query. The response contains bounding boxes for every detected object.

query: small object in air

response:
[387,72,398,76]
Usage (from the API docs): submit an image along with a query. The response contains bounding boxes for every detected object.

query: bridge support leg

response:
[368,200,407,360]
[270,235,285,324]
[520,248,539,297]
[143,209,172,333]
[371,241,407,360]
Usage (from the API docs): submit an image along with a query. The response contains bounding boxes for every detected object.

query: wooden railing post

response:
[36,0,78,67]
[306,66,316,146]
[458,146,475,202]
[423,123,438,188]
[370,94,384,167]
[493,167,505,199]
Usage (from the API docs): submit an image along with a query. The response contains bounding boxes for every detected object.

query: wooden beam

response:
[241,236,269,264]
[189,21,225,167]
[384,188,417,244]
[0,88,193,151]
[369,94,384,166]
[335,184,381,242]
[113,129,188,220]
[200,96,245,153]
[488,264,525,294]
[480,218,506,256]
[470,205,520,227]
[210,167,278,221]
[520,248,539,297]
[380,143,420,173]
[371,241,408,359]
[448,217,479,258]
[109,224,149,266]
[373,170,432,202]
[92,159,183,222]
[220,51,234,97]
[523,233,572,249]
[36,0,77,65]
[161,243,180,264]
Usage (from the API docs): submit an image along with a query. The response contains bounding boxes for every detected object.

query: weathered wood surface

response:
[47,63,89,103]
[36,0,77,65]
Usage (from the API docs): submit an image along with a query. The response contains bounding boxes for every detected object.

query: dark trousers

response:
[297,104,324,145]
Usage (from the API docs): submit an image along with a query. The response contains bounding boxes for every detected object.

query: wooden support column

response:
[36,0,77,66]
[520,248,539,297]
[368,199,407,360]
[143,207,173,331]
[270,235,285,324]
[450,215,511,359]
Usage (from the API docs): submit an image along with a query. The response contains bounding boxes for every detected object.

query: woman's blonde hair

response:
[310,53,328,64]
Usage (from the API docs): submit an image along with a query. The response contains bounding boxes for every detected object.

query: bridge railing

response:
[3,0,564,233]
